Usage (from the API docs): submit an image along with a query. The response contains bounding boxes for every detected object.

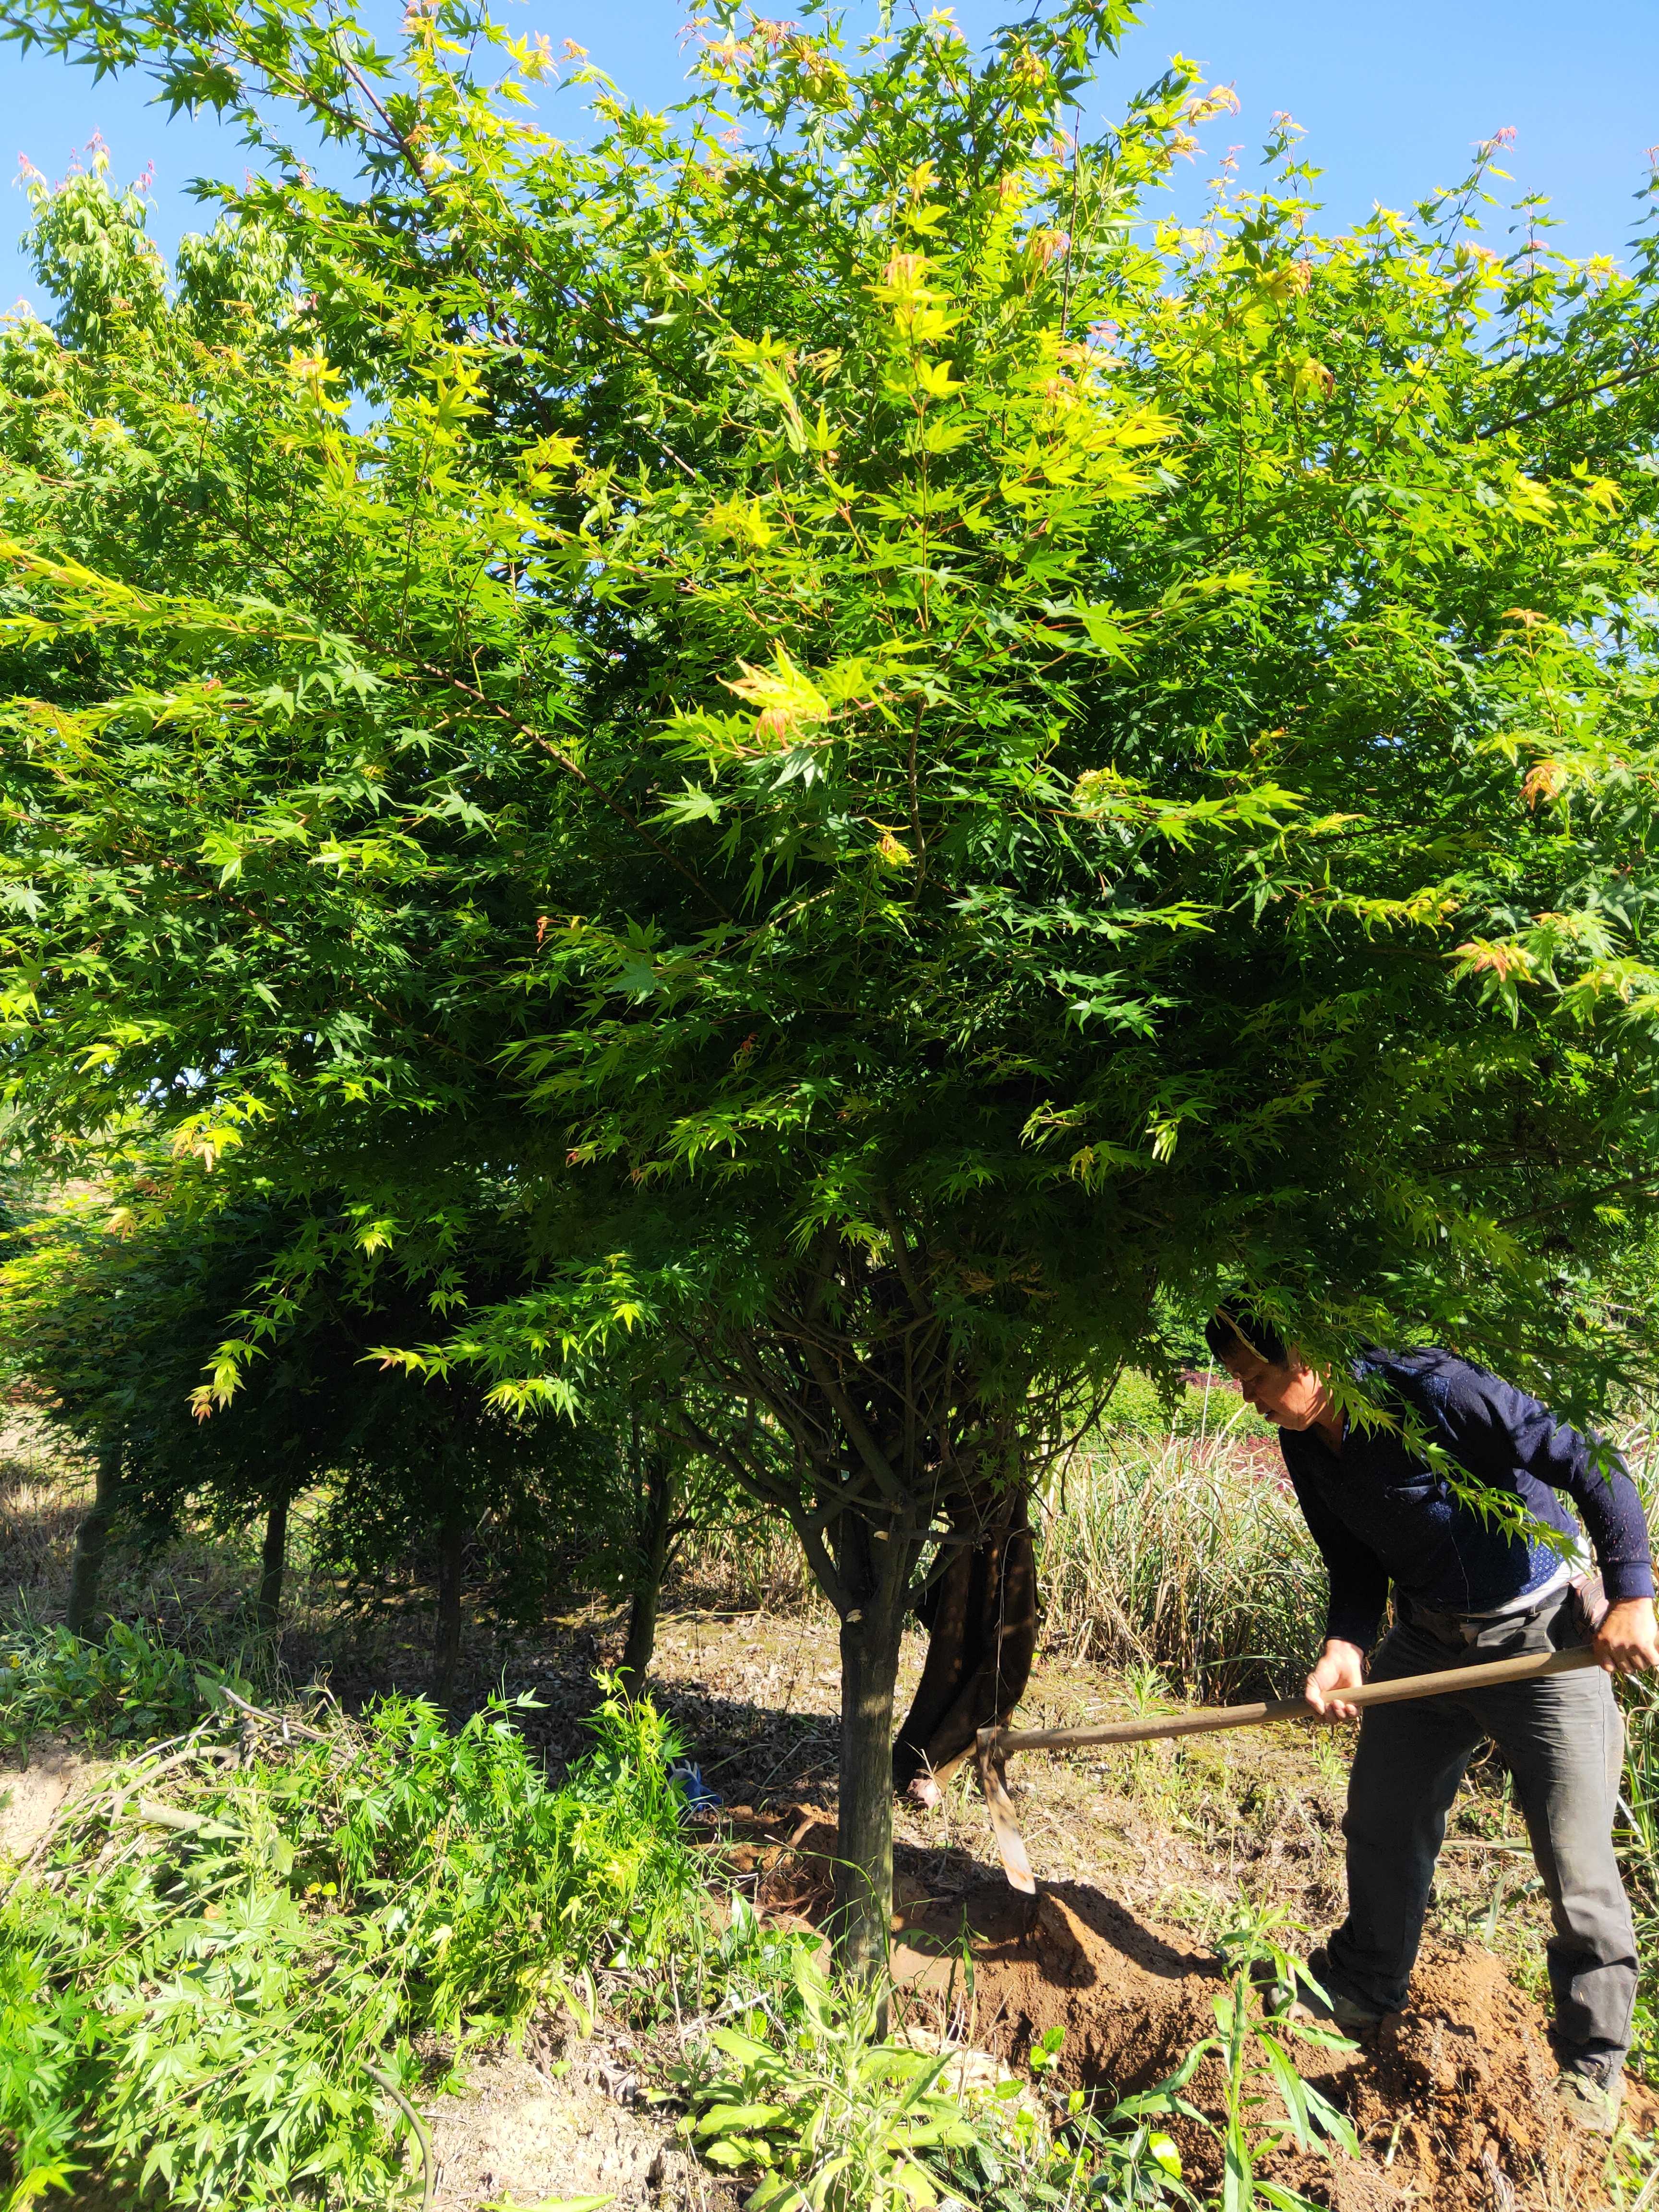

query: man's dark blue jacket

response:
[1277,1347,1654,1651]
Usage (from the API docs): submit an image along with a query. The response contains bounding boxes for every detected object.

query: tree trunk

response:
[64,1435,121,1636]
[619,1447,673,1695]
[828,1499,916,2017]
[257,1488,290,1635]
[892,1479,1036,1803]
[433,1510,466,1703]
[835,1597,906,2012]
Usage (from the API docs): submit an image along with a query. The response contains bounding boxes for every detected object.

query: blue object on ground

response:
[668,1759,723,1812]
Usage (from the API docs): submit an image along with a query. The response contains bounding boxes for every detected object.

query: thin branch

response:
[410,660,732,918]
[671,1402,850,1612]
[875,1194,933,1322]
[365,2065,435,2212]
[1477,351,1659,439]
[797,1338,910,1508]
[216,1685,330,1740]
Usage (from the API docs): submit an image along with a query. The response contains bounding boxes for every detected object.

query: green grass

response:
[1611,1670,1659,2081]
[0,1650,701,2210]
[1095,1372,1279,1447]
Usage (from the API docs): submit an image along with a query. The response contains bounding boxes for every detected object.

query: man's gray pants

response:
[1324,1588,1637,2083]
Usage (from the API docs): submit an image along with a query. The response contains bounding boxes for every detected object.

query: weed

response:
[675,1936,1191,2212]
[677,1941,1001,2211]
[1599,1441,1659,2084]
[1617,1670,1659,2078]
[1171,1905,1361,2212]
[0,1677,699,2208]
[1303,1727,1348,1794]
[1608,2122,1659,2210]
[1122,1662,1174,1716]
[0,1620,251,1752]
[1021,2029,1188,2209]
[1113,1663,1182,1807]
[682,1887,825,2017]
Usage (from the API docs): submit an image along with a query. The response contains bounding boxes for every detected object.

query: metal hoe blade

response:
[974,1726,1035,1895]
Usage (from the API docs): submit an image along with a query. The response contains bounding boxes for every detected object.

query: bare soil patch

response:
[0,1737,107,1860]
[428,2036,729,2212]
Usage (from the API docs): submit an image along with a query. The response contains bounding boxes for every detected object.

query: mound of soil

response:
[724,1806,1655,2211]
[896,1878,1607,2211]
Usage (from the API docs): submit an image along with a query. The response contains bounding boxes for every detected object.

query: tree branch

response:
[797,1336,911,1510]
[409,660,732,919]
[1476,350,1659,440]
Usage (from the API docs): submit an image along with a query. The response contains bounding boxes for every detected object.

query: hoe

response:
[974,1642,1601,1894]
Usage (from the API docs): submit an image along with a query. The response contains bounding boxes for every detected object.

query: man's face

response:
[1221,1346,1330,1431]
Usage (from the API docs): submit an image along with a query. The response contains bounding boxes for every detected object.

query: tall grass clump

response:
[666,1517,818,1619]
[1615,1669,1659,2078]
[0,1676,699,2209]
[1038,1414,1324,1700]
[1609,1416,1659,2080]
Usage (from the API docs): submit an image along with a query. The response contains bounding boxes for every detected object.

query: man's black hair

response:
[1203,1303,1289,1368]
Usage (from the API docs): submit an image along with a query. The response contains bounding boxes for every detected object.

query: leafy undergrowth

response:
[0,1620,251,1753]
[675,1895,1198,2212]
[7,1620,1656,2212]
[0,1624,1377,2212]
[0,1657,698,2209]
[671,1892,1384,2212]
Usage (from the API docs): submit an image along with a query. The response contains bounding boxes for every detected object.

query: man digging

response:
[1207,1308,1659,2135]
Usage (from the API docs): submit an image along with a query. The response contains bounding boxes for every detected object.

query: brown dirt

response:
[0,1738,107,1861]
[718,1806,1656,2211]
[428,2036,729,2211]
[919,1890,1632,2211]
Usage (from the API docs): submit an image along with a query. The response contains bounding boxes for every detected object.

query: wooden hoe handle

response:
[974,1642,1600,1896]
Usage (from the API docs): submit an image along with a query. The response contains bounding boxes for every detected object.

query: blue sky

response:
[3,0,1657,314]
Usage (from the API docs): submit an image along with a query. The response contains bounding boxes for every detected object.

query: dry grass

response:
[666,1520,819,1619]
[1036,1424,1323,1700]
[0,1421,89,1625]
[0,1423,453,1699]
[1039,1399,1659,1704]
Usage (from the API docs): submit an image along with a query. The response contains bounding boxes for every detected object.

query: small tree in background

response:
[594,1383,767,1695]
[0,1183,640,1684]
[0,1186,251,1633]
[4,0,1659,1978]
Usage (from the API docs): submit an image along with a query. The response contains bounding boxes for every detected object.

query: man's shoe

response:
[1291,1948,1388,2035]
[1552,2066,1623,2137]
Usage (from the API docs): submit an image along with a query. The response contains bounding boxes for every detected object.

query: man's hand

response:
[1305,1639,1367,1722]
[1592,1596,1659,1678]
